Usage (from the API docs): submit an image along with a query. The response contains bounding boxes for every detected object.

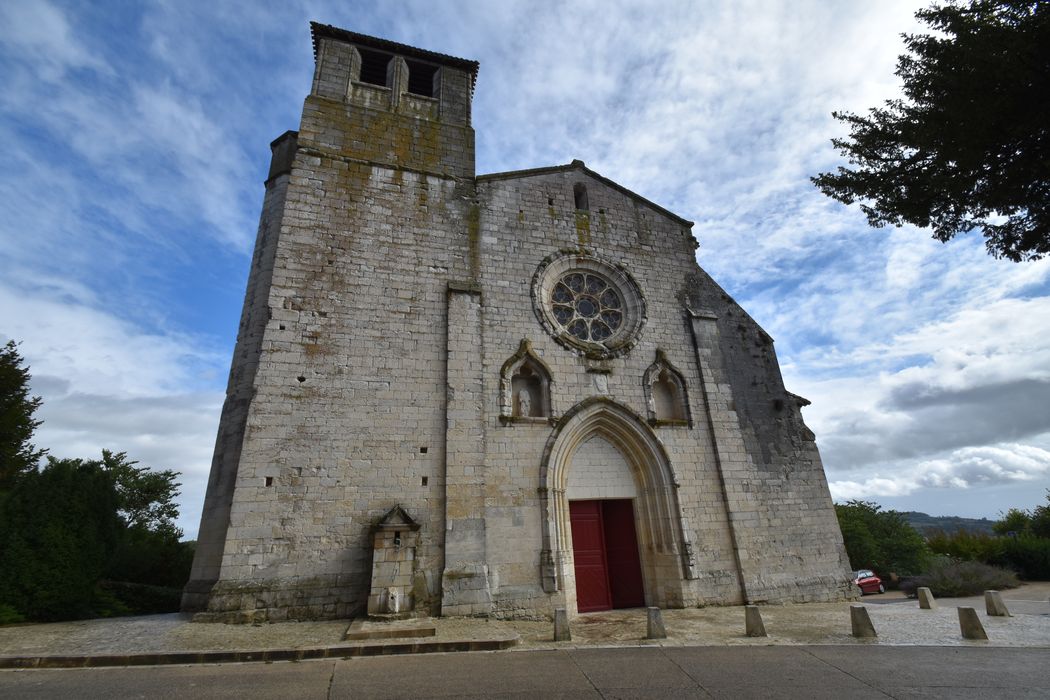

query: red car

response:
[853,569,885,595]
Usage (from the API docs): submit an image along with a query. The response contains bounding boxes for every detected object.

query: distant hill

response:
[902,511,996,535]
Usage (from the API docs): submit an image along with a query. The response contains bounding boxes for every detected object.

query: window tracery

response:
[549,272,624,343]
[531,252,646,359]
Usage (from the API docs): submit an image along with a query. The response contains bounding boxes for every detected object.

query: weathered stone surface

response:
[850,605,877,638]
[647,607,667,639]
[985,590,1011,617]
[554,608,571,641]
[917,587,936,610]
[745,605,767,637]
[182,23,853,623]
[958,607,989,640]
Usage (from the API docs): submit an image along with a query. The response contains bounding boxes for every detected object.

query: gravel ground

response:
[1,583,1047,658]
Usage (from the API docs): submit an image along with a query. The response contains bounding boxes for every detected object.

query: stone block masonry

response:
[183,22,853,622]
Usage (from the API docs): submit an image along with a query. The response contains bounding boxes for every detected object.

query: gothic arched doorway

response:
[538,398,697,614]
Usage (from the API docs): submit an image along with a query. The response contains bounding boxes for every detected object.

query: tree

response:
[0,340,46,488]
[0,457,121,620]
[1029,490,1050,539]
[992,507,1032,535]
[813,1,1050,261]
[835,500,931,576]
[0,450,190,620]
[102,450,182,539]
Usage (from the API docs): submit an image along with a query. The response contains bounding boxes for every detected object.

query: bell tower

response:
[183,25,480,619]
[308,23,477,178]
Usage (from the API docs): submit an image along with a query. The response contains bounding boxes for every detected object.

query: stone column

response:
[441,282,493,616]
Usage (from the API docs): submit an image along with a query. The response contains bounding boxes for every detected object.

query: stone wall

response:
[185,25,853,622]
[189,31,478,620]
[182,132,298,611]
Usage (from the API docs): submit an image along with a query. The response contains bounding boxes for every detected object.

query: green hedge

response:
[900,557,1018,598]
[927,530,1050,579]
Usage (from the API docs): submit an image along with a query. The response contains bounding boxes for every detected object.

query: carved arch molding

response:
[537,398,698,605]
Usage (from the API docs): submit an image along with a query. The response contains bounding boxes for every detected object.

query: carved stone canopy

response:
[373,504,421,533]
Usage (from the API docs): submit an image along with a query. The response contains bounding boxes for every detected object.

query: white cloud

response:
[2,0,1047,531]
[1,281,225,537]
[0,0,111,80]
[830,441,1050,501]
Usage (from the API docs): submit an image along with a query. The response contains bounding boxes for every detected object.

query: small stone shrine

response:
[367,505,421,616]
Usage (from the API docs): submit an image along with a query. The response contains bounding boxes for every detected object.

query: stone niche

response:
[367,505,421,616]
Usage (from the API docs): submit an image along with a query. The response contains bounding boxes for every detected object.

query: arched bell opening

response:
[538,398,697,615]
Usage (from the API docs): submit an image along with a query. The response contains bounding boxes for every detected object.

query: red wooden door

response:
[602,499,645,609]
[569,500,611,612]
[569,499,645,612]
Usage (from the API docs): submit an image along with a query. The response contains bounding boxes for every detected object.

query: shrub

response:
[835,500,931,577]
[989,535,1050,580]
[926,529,1004,562]
[900,557,1019,598]
[99,581,182,615]
[0,604,24,625]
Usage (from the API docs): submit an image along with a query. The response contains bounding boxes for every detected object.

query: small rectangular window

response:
[406,59,438,97]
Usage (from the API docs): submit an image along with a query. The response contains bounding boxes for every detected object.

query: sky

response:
[1,0,1048,540]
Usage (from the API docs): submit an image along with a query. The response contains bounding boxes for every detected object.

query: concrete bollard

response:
[850,604,877,638]
[745,605,767,637]
[984,590,1011,617]
[554,608,571,642]
[646,607,667,639]
[917,587,937,610]
[958,607,988,639]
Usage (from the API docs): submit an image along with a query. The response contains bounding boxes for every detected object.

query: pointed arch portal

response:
[538,398,697,613]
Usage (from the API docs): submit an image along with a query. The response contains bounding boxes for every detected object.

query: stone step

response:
[344,618,437,641]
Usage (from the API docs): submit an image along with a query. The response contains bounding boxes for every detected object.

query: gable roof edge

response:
[478,160,694,228]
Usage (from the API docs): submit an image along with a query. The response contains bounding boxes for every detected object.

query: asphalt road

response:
[2,645,1049,699]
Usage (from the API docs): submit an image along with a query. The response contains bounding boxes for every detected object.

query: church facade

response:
[182,23,854,622]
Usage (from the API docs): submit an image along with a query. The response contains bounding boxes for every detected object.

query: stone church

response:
[182,23,853,621]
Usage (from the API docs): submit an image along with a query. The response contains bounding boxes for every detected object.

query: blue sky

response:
[2,0,1048,539]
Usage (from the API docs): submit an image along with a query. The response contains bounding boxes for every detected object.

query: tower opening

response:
[406,59,438,97]
[358,48,391,86]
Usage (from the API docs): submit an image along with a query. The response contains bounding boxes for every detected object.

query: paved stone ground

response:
[0,583,1047,659]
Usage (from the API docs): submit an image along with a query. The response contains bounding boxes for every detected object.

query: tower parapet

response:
[306,23,478,178]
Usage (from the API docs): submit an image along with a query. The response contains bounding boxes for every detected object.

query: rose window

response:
[550,273,624,342]
[532,252,645,359]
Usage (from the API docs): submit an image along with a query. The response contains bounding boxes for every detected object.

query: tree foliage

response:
[0,339,192,622]
[0,457,121,620]
[102,450,182,539]
[0,340,45,489]
[992,507,1033,535]
[991,490,1050,538]
[835,500,931,576]
[813,0,1050,261]
[0,452,190,620]
[919,491,1050,580]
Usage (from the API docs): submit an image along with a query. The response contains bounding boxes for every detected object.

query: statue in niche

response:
[651,368,685,421]
[517,388,532,417]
